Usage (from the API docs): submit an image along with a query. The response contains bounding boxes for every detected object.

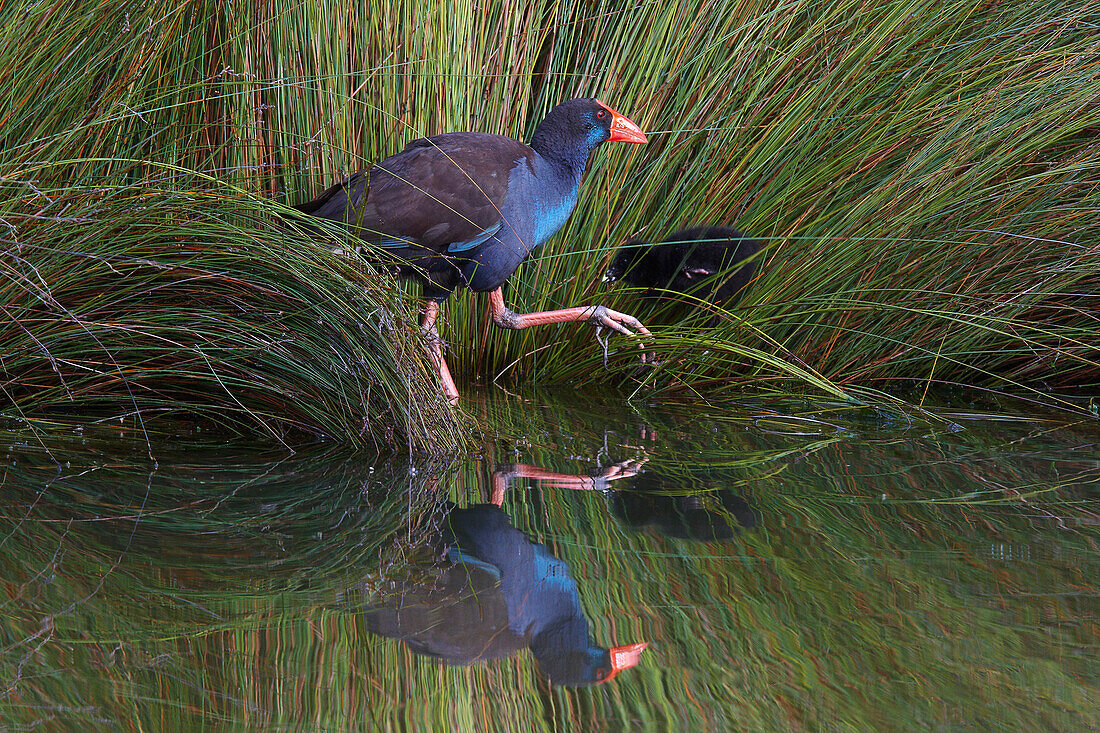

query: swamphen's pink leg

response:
[487,288,651,362]
[420,300,460,404]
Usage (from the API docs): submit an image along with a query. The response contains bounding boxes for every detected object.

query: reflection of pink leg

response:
[487,470,508,507]
[509,464,614,490]
[488,459,648,503]
[421,301,460,404]
[487,288,651,362]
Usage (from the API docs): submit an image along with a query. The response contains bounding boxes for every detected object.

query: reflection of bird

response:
[362,503,646,686]
[486,458,754,542]
[292,99,650,402]
[608,225,759,312]
[611,490,758,541]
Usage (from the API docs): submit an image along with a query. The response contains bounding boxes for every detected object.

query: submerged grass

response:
[3,0,1098,438]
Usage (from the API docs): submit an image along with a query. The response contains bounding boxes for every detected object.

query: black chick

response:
[608,225,759,309]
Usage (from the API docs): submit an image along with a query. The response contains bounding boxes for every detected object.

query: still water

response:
[1,390,1096,731]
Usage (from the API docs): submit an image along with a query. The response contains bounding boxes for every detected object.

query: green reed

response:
[473,0,1100,409]
[0,2,462,449]
[264,0,1097,410]
[3,0,1098,441]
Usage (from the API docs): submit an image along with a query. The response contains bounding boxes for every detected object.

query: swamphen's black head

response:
[531,99,648,171]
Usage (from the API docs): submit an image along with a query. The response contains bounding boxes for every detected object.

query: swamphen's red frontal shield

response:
[293,99,649,402]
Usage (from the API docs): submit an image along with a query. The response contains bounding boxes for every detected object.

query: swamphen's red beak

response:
[598,101,648,144]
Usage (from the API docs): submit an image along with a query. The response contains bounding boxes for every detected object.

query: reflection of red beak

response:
[597,100,648,145]
[600,641,648,683]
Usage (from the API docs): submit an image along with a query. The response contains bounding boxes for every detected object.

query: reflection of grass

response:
[534,511,1076,730]
[519,406,1098,731]
[0,443,451,728]
[2,398,1097,729]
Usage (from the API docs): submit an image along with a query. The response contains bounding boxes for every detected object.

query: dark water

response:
[1,391,1097,731]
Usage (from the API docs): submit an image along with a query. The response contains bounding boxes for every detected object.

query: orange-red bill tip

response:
[597,100,648,144]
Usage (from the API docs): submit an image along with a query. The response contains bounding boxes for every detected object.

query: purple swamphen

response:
[293,99,650,402]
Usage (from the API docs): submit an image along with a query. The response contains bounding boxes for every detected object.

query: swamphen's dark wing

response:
[294,133,527,298]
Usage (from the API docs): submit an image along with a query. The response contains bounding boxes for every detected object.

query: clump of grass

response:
[0,2,463,450]
[1,173,461,450]
[4,0,1098,433]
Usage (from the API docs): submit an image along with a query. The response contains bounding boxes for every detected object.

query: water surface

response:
[1,391,1097,730]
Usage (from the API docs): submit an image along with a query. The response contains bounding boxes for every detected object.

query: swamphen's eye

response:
[596,110,606,120]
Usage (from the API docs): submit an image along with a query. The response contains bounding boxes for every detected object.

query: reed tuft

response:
[0,2,463,449]
[4,0,1098,435]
